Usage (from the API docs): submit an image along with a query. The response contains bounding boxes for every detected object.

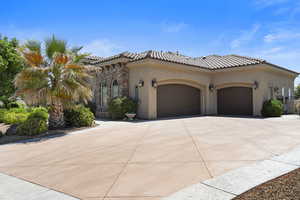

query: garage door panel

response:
[157,84,201,118]
[217,87,253,116]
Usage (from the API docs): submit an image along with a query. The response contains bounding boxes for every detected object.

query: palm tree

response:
[14,36,92,129]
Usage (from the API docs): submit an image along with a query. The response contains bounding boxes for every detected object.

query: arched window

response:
[101,82,108,107]
[112,80,119,98]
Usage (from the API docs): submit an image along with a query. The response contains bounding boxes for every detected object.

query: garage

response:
[157,84,201,118]
[217,87,253,116]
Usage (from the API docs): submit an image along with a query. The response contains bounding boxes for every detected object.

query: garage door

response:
[157,84,201,118]
[217,87,253,115]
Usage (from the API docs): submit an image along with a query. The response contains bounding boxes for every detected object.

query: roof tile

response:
[83,50,298,74]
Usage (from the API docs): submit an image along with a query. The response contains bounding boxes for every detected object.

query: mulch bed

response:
[233,168,300,200]
[0,123,97,145]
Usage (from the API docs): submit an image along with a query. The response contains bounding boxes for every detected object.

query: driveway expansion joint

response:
[181,120,213,178]
[102,124,152,199]
[163,144,300,200]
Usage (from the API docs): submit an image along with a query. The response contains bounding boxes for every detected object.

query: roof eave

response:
[264,62,299,76]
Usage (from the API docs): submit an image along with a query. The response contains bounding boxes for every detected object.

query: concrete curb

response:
[163,145,300,200]
[0,173,79,200]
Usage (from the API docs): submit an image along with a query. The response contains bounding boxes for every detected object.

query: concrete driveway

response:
[0,115,300,200]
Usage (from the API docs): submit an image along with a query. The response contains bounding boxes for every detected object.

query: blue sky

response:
[1,0,300,84]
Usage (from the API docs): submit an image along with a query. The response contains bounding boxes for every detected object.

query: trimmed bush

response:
[7,100,26,109]
[16,107,49,136]
[27,107,48,120]
[64,105,95,127]
[0,107,48,125]
[261,99,283,117]
[108,97,137,120]
[2,112,29,124]
[0,109,7,123]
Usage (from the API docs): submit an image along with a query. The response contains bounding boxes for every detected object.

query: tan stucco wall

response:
[128,60,297,119]
[128,60,211,119]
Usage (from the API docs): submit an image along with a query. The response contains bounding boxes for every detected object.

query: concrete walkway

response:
[0,173,79,200]
[163,145,300,200]
[0,115,299,199]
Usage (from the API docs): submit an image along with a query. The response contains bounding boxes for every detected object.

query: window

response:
[282,87,285,97]
[101,82,108,107]
[288,88,292,100]
[112,80,119,98]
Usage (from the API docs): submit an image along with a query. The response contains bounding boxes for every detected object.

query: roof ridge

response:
[229,54,265,62]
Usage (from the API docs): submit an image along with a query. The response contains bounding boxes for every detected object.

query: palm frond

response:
[16,35,93,109]
[24,40,41,53]
[70,46,83,54]
[53,53,69,65]
[45,35,67,60]
[23,52,43,67]
[73,53,90,63]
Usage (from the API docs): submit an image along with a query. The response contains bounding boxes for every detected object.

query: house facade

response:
[84,51,299,119]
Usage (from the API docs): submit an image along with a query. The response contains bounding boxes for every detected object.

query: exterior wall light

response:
[138,80,144,87]
[254,81,259,90]
[151,79,157,88]
[209,84,215,91]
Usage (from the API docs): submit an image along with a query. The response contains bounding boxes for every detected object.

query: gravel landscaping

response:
[233,168,300,200]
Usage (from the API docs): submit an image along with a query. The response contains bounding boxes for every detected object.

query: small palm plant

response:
[14,36,92,129]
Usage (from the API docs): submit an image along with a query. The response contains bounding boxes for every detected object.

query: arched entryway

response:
[217,87,253,115]
[157,84,201,118]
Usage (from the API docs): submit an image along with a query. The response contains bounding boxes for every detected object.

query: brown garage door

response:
[217,87,253,116]
[157,84,201,118]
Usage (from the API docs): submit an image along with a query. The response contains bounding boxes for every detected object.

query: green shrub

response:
[9,107,26,113]
[2,112,29,124]
[16,118,48,136]
[86,101,97,116]
[7,100,26,109]
[64,105,95,127]
[16,107,49,136]
[0,109,7,123]
[108,97,137,120]
[261,99,283,117]
[0,96,9,108]
[0,106,48,125]
[0,107,28,124]
[28,107,48,120]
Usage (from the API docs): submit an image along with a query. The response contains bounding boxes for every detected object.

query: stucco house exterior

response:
[84,50,299,119]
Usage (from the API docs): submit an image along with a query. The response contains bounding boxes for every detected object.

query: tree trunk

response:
[49,103,65,129]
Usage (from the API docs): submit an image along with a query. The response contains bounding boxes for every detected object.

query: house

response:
[84,50,299,119]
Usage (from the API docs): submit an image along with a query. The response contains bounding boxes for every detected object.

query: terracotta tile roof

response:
[85,50,298,74]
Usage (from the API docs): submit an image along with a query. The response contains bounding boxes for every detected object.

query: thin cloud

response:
[254,0,290,8]
[82,39,123,57]
[264,30,300,43]
[230,24,260,49]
